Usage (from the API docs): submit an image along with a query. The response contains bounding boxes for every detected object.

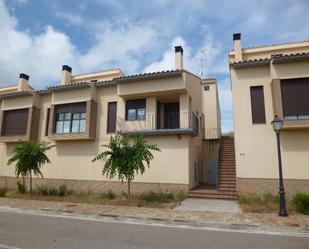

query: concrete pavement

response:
[0,210,308,249]
[175,198,242,213]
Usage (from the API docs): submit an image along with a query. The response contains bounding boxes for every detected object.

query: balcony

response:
[117,112,199,136]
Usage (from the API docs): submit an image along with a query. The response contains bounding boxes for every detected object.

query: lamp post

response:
[271,115,288,217]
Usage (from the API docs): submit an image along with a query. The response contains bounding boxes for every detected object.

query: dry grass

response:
[239,193,295,213]
[5,189,185,209]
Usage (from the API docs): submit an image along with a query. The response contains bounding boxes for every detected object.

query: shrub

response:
[36,186,49,196]
[17,181,27,194]
[48,187,58,196]
[99,190,116,200]
[175,191,187,202]
[293,192,309,215]
[0,188,7,197]
[139,191,175,203]
[238,193,278,205]
[58,185,68,197]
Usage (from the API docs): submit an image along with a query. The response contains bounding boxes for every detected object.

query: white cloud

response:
[144,34,227,76]
[0,0,157,88]
[78,22,157,74]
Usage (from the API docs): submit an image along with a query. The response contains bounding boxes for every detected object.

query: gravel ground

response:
[0,197,308,232]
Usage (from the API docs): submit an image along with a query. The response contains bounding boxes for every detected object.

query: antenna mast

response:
[200,49,206,78]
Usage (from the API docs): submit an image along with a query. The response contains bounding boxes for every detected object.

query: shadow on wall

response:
[55,140,101,157]
[281,130,309,152]
[235,67,270,80]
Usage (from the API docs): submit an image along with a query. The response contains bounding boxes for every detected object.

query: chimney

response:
[233,33,242,62]
[61,65,72,85]
[18,73,30,91]
[175,46,183,70]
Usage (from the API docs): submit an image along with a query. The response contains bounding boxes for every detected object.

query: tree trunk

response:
[29,170,32,198]
[127,179,131,201]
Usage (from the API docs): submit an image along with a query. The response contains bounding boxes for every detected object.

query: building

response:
[0,46,221,194]
[229,33,309,195]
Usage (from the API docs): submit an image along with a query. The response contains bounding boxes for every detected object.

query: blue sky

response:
[0,0,308,132]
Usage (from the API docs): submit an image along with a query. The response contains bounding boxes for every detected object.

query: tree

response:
[7,141,54,197]
[92,134,160,200]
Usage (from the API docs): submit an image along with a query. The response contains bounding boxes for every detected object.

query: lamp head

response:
[271,115,283,133]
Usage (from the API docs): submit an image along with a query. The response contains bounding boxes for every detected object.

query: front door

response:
[164,103,179,129]
[208,160,218,185]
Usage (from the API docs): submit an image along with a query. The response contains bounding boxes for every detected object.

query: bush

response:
[48,187,58,196]
[17,181,27,194]
[0,188,7,197]
[238,193,278,205]
[58,185,68,197]
[175,191,187,202]
[99,190,116,200]
[293,192,309,215]
[139,191,175,203]
[36,186,49,196]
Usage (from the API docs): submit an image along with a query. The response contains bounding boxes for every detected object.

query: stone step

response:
[219,173,236,177]
[219,179,236,183]
[187,193,237,200]
[218,187,237,191]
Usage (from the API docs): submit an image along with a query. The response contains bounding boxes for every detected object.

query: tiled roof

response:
[94,79,116,88]
[2,70,183,96]
[231,52,309,67]
[115,70,182,82]
[0,91,33,99]
[231,58,270,66]
[46,82,91,91]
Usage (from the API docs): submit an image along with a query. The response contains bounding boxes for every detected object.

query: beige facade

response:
[229,34,309,195]
[0,46,221,193]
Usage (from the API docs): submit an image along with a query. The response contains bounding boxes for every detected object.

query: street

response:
[0,210,308,249]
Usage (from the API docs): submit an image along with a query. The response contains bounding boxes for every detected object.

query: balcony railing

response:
[117,112,199,135]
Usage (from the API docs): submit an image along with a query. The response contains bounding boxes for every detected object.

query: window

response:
[125,99,146,121]
[281,78,309,120]
[204,85,209,91]
[250,86,266,124]
[107,102,117,133]
[54,102,86,134]
[1,108,29,136]
[45,108,50,136]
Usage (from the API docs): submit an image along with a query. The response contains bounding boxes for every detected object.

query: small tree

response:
[7,141,54,197]
[92,134,160,201]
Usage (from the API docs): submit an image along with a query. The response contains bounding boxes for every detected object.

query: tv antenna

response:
[200,49,206,78]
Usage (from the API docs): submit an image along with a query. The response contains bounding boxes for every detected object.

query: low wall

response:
[0,176,188,194]
[237,178,309,196]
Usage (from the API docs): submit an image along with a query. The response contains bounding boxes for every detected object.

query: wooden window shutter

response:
[250,86,266,124]
[281,78,309,116]
[2,108,29,136]
[107,102,117,133]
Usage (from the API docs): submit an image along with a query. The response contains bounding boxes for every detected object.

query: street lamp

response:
[271,115,288,217]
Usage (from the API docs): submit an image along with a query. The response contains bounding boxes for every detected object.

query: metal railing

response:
[117,112,199,133]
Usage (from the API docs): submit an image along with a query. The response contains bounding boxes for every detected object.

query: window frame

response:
[55,111,86,134]
[125,99,146,121]
[53,102,87,134]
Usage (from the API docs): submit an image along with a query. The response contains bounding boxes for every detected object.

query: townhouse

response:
[0,46,221,193]
[230,34,309,195]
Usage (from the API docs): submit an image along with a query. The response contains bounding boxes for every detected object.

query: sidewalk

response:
[0,197,308,235]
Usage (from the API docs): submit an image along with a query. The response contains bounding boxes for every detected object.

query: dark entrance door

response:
[164,103,180,129]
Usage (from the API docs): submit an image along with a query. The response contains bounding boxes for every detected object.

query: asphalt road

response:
[0,211,308,249]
